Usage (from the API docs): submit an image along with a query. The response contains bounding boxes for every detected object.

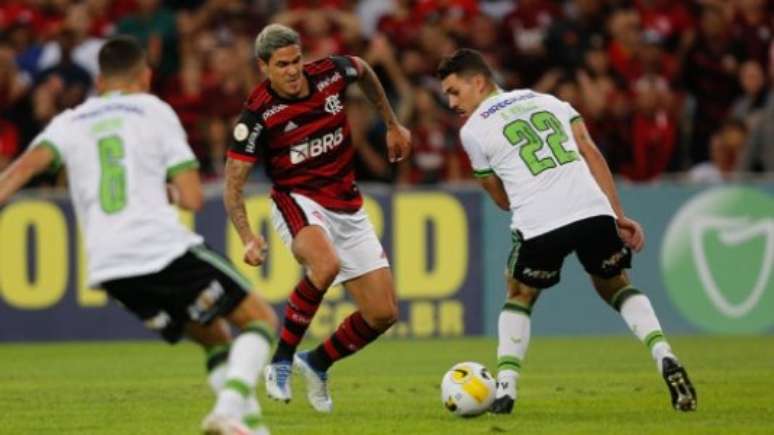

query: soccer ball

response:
[441,362,496,417]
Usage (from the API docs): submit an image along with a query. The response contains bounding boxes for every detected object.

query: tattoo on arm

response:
[223,158,255,244]
[356,58,398,127]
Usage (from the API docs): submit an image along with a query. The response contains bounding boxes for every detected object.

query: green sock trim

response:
[497,356,522,372]
[243,413,264,429]
[644,331,666,350]
[610,286,642,311]
[503,300,531,316]
[204,344,230,372]
[224,378,251,399]
[244,320,276,346]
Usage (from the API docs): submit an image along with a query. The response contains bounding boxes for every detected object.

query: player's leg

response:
[492,229,567,414]
[577,216,697,411]
[184,319,233,394]
[293,208,393,413]
[264,193,340,403]
[492,276,540,414]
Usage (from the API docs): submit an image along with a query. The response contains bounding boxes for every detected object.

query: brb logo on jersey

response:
[290,127,344,164]
[324,95,343,115]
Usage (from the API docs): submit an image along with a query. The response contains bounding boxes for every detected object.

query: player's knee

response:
[506,279,539,306]
[311,257,340,288]
[364,304,398,332]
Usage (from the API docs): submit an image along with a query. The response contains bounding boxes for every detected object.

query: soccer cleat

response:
[201,413,252,435]
[490,396,515,414]
[264,361,292,403]
[490,378,516,414]
[294,351,333,413]
[661,357,697,411]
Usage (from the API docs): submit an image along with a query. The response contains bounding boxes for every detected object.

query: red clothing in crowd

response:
[622,111,676,181]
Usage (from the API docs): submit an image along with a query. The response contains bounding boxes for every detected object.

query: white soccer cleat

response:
[263,361,293,403]
[294,351,333,413]
[201,413,253,435]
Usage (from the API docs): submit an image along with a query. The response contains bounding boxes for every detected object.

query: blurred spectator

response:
[689,120,747,182]
[681,5,739,163]
[621,75,677,181]
[348,90,392,182]
[116,0,178,79]
[737,57,774,173]
[544,0,606,72]
[35,29,92,109]
[37,3,104,80]
[634,0,695,53]
[732,60,768,129]
[731,0,772,66]
[274,6,361,60]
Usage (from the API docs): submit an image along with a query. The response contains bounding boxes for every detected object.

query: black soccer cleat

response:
[490,396,515,414]
[661,357,697,411]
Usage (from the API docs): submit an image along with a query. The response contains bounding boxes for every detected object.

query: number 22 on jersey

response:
[503,111,578,176]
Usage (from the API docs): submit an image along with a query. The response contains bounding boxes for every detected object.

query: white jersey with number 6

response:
[460,89,614,239]
[32,92,203,287]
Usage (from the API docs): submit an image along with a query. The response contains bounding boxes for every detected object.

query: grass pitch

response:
[0,336,772,434]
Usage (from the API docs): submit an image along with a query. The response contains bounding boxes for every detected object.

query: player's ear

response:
[258,58,268,76]
[140,66,152,91]
[95,74,106,94]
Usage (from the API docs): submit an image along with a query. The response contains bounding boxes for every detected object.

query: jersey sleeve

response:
[330,55,362,84]
[460,126,493,178]
[154,100,200,178]
[227,109,264,163]
[31,114,69,171]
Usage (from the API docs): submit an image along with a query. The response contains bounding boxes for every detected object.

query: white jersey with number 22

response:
[460,89,614,239]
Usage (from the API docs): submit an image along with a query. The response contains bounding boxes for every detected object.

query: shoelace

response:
[275,364,292,387]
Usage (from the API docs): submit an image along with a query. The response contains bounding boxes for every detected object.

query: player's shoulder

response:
[244,81,273,113]
[305,55,360,80]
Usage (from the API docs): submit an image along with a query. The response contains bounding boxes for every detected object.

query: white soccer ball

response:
[441,361,496,417]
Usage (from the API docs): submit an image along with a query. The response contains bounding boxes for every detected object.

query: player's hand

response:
[386,123,412,163]
[244,235,268,266]
[617,217,645,252]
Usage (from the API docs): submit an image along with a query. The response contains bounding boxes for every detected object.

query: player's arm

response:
[350,56,412,162]
[224,155,266,267]
[0,145,56,205]
[477,173,510,211]
[168,168,203,212]
[573,118,644,251]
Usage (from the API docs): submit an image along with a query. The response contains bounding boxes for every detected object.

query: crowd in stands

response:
[1,0,772,188]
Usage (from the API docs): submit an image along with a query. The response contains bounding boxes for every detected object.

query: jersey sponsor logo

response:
[284,121,298,133]
[324,95,344,115]
[262,104,288,121]
[480,93,537,119]
[233,123,250,141]
[316,72,343,92]
[289,127,344,164]
[246,123,263,153]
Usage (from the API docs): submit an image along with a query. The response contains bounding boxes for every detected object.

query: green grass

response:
[0,336,772,434]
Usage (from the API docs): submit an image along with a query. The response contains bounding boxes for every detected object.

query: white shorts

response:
[270,192,390,286]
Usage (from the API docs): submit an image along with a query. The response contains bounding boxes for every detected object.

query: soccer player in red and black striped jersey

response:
[223,24,411,413]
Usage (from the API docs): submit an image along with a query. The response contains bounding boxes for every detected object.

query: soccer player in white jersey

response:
[0,36,278,435]
[437,49,697,414]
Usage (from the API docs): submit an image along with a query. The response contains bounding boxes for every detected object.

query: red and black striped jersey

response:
[228,55,363,213]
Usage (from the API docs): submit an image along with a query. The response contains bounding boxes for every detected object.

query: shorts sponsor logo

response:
[661,187,774,332]
[316,72,342,92]
[188,280,225,322]
[522,267,557,280]
[143,311,172,331]
[289,127,344,164]
[262,104,288,121]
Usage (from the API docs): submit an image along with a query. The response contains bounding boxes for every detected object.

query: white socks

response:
[213,322,274,417]
[616,289,677,371]
[496,302,531,398]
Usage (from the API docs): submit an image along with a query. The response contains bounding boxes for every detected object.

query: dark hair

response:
[98,36,145,78]
[436,48,494,81]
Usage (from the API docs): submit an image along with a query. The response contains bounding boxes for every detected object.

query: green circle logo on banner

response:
[661,187,774,333]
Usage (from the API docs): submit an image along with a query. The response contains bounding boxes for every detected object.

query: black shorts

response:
[102,245,250,343]
[507,215,632,289]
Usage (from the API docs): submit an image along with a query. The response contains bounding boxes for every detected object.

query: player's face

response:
[441,73,483,118]
[263,44,307,98]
